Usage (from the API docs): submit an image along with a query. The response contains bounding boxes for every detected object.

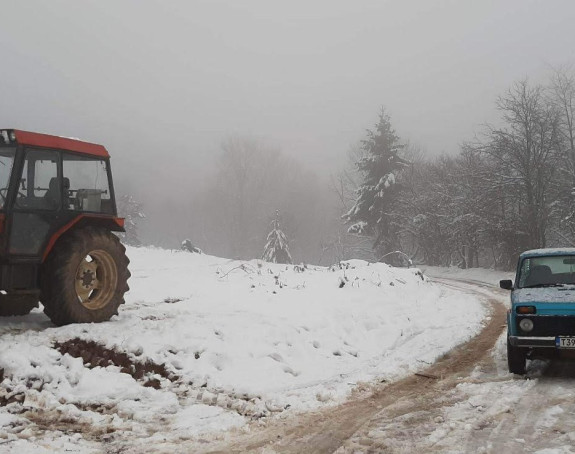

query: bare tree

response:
[216,136,282,258]
[548,66,575,244]
[197,135,329,262]
[550,66,575,174]
[481,80,561,250]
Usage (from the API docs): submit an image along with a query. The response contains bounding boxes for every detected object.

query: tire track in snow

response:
[193,278,506,454]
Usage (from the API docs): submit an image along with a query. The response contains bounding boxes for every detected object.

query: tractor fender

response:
[42,215,125,262]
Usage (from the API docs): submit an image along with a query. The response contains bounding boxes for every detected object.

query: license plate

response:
[556,337,575,348]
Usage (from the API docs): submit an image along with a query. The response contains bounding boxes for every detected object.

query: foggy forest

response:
[120,68,575,271]
[2,1,575,270]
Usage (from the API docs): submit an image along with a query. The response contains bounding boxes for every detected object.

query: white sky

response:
[1,0,574,184]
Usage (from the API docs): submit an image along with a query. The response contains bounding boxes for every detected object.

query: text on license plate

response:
[556,337,575,348]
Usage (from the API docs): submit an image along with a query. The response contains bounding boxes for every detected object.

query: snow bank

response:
[0,247,488,450]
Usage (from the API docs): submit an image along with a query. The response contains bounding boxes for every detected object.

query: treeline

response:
[342,67,575,270]
[121,67,575,270]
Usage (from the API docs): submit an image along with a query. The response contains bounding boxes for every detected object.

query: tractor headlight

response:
[519,318,534,332]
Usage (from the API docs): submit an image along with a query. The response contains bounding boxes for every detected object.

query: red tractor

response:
[0,129,130,325]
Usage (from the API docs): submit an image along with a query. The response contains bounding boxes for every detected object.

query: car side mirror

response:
[499,279,513,290]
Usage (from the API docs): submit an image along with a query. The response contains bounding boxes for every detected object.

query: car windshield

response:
[0,147,15,209]
[518,255,575,288]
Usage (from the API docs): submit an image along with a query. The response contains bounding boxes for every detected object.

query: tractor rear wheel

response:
[0,292,39,316]
[41,227,130,326]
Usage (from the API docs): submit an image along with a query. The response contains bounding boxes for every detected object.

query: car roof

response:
[520,248,575,259]
[12,129,109,158]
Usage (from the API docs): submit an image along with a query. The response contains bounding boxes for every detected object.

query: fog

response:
[1,0,574,261]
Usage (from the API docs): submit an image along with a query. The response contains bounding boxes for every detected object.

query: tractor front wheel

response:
[41,227,130,326]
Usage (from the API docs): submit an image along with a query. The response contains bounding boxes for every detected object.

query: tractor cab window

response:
[0,147,15,209]
[63,154,112,214]
[15,149,60,210]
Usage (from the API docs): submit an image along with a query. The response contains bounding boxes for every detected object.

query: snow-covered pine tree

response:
[117,194,146,246]
[343,109,408,259]
[262,211,293,264]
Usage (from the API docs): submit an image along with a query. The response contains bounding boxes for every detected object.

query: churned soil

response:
[55,338,177,389]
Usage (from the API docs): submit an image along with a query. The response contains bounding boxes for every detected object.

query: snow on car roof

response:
[520,248,575,258]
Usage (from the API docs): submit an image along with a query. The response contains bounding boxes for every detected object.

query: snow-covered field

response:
[0,247,488,452]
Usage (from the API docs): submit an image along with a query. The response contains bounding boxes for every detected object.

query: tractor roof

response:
[5,129,109,158]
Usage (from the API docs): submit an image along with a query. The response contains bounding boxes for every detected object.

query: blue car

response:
[500,248,575,374]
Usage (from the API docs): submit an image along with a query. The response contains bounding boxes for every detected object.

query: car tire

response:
[507,336,527,375]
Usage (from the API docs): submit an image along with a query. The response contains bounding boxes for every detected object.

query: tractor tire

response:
[0,293,39,316]
[41,227,130,326]
[507,336,527,375]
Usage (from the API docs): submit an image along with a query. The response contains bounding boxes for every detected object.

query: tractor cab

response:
[0,129,129,324]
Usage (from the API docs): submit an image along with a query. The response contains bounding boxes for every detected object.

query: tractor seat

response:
[43,177,61,209]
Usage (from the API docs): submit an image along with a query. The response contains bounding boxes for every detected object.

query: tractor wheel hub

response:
[81,270,95,288]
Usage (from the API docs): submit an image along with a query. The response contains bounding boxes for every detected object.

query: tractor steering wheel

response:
[0,187,27,206]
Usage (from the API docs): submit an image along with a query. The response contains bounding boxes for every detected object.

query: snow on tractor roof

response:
[11,129,109,158]
[520,248,575,258]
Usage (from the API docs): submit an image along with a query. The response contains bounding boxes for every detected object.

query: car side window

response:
[518,259,530,287]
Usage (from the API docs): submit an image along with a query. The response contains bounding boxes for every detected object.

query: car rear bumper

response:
[509,336,556,348]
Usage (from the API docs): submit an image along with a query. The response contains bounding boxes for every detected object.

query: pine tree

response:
[262,211,293,264]
[117,194,146,246]
[343,109,408,258]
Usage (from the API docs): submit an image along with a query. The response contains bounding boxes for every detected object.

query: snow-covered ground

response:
[0,248,489,452]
